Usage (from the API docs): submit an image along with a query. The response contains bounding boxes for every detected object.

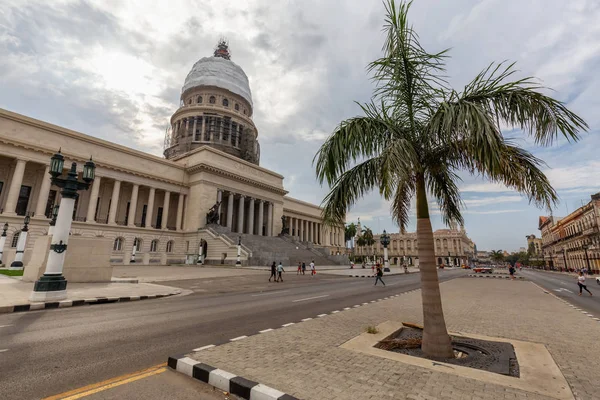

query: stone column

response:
[4,159,27,215]
[127,184,139,227]
[162,191,170,229]
[192,117,198,140]
[257,200,264,236]
[176,194,184,230]
[267,202,273,236]
[299,220,304,241]
[308,221,313,243]
[35,165,52,217]
[226,192,234,229]
[317,223,321,245]
[217,190,223,225]
[146,187,155,229]
[108,180,121,225]
[237,195,245,233]
[247,198,255,234]
[85,176,101,222]
[201,116,206,141]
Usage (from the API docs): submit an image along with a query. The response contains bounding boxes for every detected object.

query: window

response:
[222,98,229,107]
[155,207,163,229]
[209,96,216,104]
[11,231,20,248]
[134,238,142,252]
[188,99,191,104]
[141,204,148,227]
[166,240,174,253]
[150,239,158,252]
[0,181,3,198]
[16,185,31,216]
[113,237,124,251]
[234,103,239,111]
[45,189,57,218]
[197,96,202,103]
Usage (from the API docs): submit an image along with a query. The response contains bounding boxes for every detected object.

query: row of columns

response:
[221,190,273,236]
[173,116,243,148]
[0,158,185,231]
[284,216,343,246]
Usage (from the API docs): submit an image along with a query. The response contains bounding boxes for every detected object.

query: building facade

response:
[525,234,542,256]
[539,192,600,273]
[0,41,345,267]
[354,223,475,267]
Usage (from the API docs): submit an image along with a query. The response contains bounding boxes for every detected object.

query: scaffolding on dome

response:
[213,38,231,60]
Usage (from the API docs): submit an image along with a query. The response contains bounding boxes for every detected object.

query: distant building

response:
[525,234,542,256]
[519,247,527,253]
[476,251,491,263]
[539,192,600,273]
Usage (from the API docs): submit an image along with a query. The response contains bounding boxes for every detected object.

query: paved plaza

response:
[182,277,600,400]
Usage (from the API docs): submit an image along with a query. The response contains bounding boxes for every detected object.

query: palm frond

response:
[390,175,415,230]
[426,166,464,226]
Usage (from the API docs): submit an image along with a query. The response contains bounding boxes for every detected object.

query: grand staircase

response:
[206,225,347,267]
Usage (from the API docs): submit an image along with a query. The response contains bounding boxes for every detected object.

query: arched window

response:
[113,237,124,251]
[243,109,247,115]
[150,239,158,252]
[166,240,174,253]
[134,238,142,252]
[11,231,21,248]
[209,96,216,104]
[187,99,191,105]
[197,96,202,103]
[235,103,239,111]
[222,98,229,107]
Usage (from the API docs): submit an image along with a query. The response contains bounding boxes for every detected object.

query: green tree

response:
[345,222,358,248]
[314,0,586,358]
[490,250,505,263]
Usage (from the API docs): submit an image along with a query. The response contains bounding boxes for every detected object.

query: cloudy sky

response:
[1,0,599,252]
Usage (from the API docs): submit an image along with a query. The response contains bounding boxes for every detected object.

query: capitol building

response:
[0,41,346,270]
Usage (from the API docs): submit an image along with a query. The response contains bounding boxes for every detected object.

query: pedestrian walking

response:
[297,262,302,275]
[310,261,316,277]
[302,262,306,275]
[277,262,285,282]
[371,263,375,274]
[577,271,593,296]
[374,265,386,286]
[509,265,516,280]
[269,262,277,282]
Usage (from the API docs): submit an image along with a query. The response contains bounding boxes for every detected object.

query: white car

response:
[596,276,600,285]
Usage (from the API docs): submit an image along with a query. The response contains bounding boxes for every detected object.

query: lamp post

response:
[582,244,593,275]
[10,216,30,270]
[30,150,95,302]
[197,238,204,265]
[236,236,242,266]
[0,222,8,266]
[130,238,137,263]
[48,205,59,236]
[562,248,568,273]
[380,230,390,272]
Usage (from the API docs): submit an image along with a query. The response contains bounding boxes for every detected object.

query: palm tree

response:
[345,222,358,250]
[314,0,587,358]
[490,250,505,263]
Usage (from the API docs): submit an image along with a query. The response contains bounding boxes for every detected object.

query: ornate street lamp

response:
[380,230,391,272]
[48,205,59,236]
[30,150,95,302]
[0,222,8,266]
[236,236,242,265]
[582,244,594,276]
[10,215,30,270]
[197,238,205,265]
[130,238,137,263]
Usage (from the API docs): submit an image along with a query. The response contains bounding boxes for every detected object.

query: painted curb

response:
[467,274,525,280]
[168,355,299,400]
[0,290,182,314]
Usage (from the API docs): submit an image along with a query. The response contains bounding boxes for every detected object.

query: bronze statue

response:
[280,215,289,235]
[206,201,221,225]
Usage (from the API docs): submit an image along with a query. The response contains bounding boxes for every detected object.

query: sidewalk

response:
[0,274,185,313]
[175,277,600,400]
[112,265,265,282]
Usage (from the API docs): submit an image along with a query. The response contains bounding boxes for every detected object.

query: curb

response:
[348,271,417,278]
[168,355,299,400]
[0,290,182,314]
[467,274,525,280]
[531,281,600,323]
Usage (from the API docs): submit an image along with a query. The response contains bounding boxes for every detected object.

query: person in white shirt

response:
[310,261,315,277]
[577,272,593,296]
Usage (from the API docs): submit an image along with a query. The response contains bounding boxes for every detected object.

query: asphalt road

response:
[0,269,465,400]
[520,269,600,316]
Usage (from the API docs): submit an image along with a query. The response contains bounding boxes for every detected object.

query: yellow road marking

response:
[43,363,167,400]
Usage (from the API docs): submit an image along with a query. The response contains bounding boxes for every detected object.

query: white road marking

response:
[259,329,274,333]
[230,336,248,341]
[353,305,360,308]
[251,290,290,297]
[0,325,13,328]
[370,300,376,303]
[301,318,313,322]
[0,349,8,353]
[553,288,573,293]
[292,294,329,303]
[193,345,215,351]
[331,310,340,313]
[317,314,327,318]
[362,302,368,305]
[343,307,351,310]
[282,323,295,327]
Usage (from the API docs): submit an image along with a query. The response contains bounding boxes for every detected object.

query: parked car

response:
[473,266,493,274]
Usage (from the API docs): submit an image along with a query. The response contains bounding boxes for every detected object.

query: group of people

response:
[269,260,316,282]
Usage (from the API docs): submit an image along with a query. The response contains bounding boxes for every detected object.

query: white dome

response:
[182,57,253,107]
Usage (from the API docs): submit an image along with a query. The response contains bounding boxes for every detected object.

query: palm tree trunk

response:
[416,174,454,359]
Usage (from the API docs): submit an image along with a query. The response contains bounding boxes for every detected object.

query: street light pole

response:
[380,230,390,272]
[0,222,8,266]
[10,216,30,270]
[562,248,568,273]
[236,236,242,265]
[197,238,204,265]
[30,150,95,302]
[130,238,137,263]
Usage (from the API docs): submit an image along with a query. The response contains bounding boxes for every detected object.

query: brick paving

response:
[186,278,600,400]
